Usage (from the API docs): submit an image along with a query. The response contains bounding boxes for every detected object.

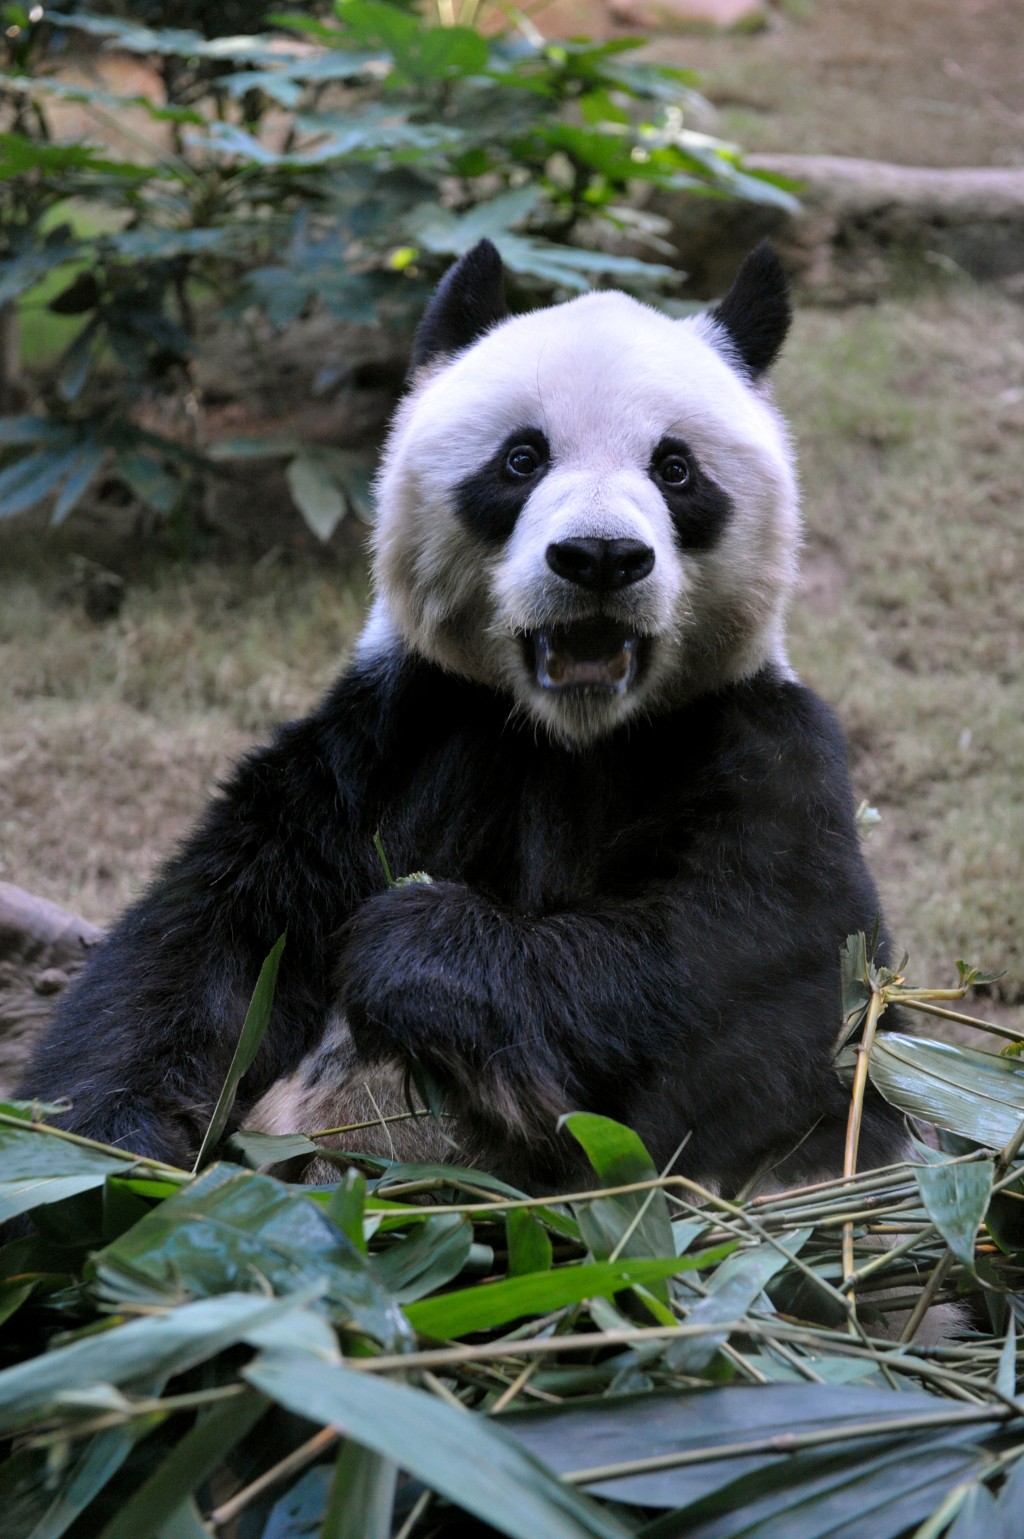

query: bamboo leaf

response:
[244,1353,632,1539]
[914,1162,993,1268]
[637,1437,991,1538]
[666,1231,812,1376]
[321,1442,397,1539]
[0,1291,318,1438]
[328,1170,368,1254]
[96,1389,268,1539]
[225,1128,321,1167]
[501,1386,999,1513]
[371,1213,471,1302]
[194,934,286,1171]
[93,1164,410,1350]
[996,1313,1016,1399]
[945,1483,1010,1539]
[0,1119,142,1226]
[404,1245,735,1340]
[27,1427,143,1539]
[853,1033,1024,1148]
[562,1114,675,1308]
[506,1208,554,1276]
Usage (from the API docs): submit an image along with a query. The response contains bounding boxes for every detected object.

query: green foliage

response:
[0,1,794,539]
[3,939,1024,1537]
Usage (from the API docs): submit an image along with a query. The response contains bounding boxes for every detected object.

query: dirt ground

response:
[1,0,1022,1027]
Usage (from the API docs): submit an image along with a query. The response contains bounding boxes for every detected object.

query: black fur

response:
[650,437,734,552]
[709,240,791,379]
[410,238,509,375]
[19,649,903,1189]
[454,426,549,543]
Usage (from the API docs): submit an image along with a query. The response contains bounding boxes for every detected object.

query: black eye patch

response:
[650,436,732,552]
[454,427,550,543]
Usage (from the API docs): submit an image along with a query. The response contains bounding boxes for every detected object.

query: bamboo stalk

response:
[842,986,888,1319]
[560,1403,1011,1486]
[209,1425,340,1529]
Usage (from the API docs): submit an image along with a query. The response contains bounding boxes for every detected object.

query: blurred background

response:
[0,0,1020,1025]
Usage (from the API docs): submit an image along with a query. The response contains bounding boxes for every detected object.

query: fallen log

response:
[647,156,1024,302]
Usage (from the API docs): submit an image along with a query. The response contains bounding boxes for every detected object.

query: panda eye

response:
[655,452,691,489]
[505,444,544,479]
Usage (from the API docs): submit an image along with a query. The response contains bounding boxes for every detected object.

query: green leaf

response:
[154,1498,212,1539]
[996,1313,1016,1399]
[0,415,72,446]
[945,1483,1009,1539]
[22,1426,144,1539]
[666,1231,812,1376]
[115,450,180,517]
[500,1385,998,1513]
[404,1245,735,1339]
[328,1170,368,1254]
[244,1353,632,1539]
[506,1209,553,1276]
[285,455,346,542]
[322,1442,396,1539]
[50,443,105,525]
[95,1389,268,1539]
[637,1436,990,1538]
[193,934,286,1171]
[562,1113,675,1271]
[225,1128,321,1168]
[0,446,86,518]
[858,1034,1024,1148]
[93,1164,410,1350]
[372,1213,471,1302]
[0,1291,316,1438]
[836,930,872,1051]
[0,1118,143,1226]
[914,1161,993,1267]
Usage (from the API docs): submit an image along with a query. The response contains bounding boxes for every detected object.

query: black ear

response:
[708,241,791,378]
[410,239,509,375]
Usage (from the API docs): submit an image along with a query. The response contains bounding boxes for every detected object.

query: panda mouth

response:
[529,622,641,693]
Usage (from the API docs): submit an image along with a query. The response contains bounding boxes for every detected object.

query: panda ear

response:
[410,239,509,374]
[707,241,791,378]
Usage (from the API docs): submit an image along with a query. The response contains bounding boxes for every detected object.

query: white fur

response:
[369,290,800,744]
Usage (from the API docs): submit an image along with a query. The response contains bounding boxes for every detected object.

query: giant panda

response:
[19,239,905,1193]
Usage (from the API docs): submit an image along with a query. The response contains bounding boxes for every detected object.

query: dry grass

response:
[0,541,367,922]
[778,287,1024,1011]
[654,0,1024,170]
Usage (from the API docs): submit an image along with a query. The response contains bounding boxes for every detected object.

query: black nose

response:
[546,537,655,592]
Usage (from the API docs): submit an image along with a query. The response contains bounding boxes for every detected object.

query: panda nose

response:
[546,537,655,592]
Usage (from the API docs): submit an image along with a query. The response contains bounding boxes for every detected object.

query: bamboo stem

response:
[208,1425,340,1528]
[560,1403,1010,1486]
[842,986,887,1318]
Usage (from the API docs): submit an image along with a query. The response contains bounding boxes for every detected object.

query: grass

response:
[652,0,1024,170]
[776,285,1024,1011]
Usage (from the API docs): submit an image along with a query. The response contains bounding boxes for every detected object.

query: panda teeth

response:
[534,631,639,693]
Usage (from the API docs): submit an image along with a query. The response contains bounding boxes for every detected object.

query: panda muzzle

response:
[532,622,639,693]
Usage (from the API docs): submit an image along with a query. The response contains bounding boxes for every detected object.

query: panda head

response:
[369,239,799,746]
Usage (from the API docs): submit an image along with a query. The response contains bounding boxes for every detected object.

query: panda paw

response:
[338,881,498,1066]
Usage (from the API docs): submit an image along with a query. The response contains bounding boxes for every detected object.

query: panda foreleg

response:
[337,877,696,1180]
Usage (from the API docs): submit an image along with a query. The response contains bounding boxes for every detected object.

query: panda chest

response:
[388,731,686,914]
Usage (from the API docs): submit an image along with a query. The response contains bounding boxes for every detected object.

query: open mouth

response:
[526,621,642,694]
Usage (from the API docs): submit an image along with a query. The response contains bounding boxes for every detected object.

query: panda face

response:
[370,242,800,746]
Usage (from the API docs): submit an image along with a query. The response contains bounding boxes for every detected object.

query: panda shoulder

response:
[722,671,859,800]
